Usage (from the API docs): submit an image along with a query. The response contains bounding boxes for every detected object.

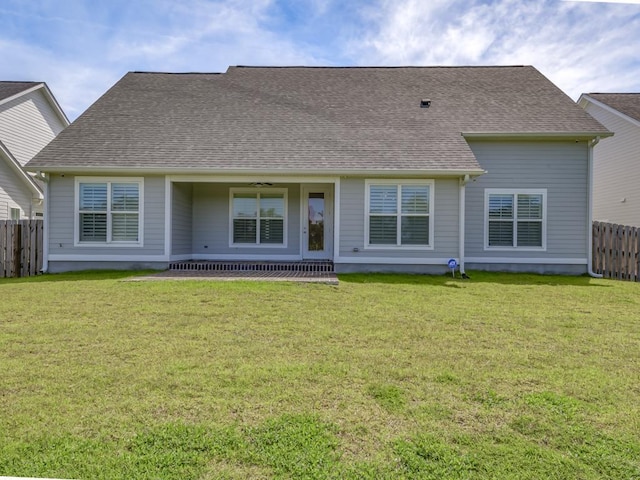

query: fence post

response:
[592,222,601,275]
[11,222,21,278]
[0,221,6,277]
[635,227,640,282]
[0,220,44,278]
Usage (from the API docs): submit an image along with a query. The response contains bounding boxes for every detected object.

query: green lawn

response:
[0,271,639,479]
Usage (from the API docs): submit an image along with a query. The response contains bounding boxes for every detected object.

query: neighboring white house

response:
[28,66,612,275]
[0,81,69,220]
[579,93,640,227]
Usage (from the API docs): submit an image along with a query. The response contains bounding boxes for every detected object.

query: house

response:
[0,81,69,220]
[26,66,611,274]
[578,93,640,227]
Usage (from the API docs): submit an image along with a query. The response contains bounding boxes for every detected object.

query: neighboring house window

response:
[230,189,287,246]
[485,189,546,249]
[10,208,21,220]
[75,178,143,245]
[365,180,434,248]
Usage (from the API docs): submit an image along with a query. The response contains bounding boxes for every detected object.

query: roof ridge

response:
[0,80,42,84]
[232,65,531,69]
[129,71,223,75]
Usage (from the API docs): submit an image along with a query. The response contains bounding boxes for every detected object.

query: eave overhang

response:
[33,166,487,178]
[461,131,613,141]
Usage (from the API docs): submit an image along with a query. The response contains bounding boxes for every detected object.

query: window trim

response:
[228,188,288,248]
[484,188,547,251]
[364,179,435,250]
[74,177,144,247]
[9,207,21,220]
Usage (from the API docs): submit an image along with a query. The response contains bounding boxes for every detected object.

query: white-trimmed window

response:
[10,207,21,220]
[75,178,143,245]
[365,180,434,248]
[485,189,546,250]
[230,188,287,247]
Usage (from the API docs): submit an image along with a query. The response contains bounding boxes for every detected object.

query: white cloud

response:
[107,0,322,69]
[566,0,640,4]
[349,0,640,98]
[0,0,322,118]
[1,0,639,119]
[0,38,121,119]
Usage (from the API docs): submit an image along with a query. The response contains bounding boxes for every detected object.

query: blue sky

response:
[1,0,639,120]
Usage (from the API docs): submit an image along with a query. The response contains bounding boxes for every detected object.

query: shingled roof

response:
[585,93,640,123]
[0,81,42,102]
[27,66,610,173]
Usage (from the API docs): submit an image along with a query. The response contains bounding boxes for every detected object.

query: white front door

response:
[301,184,333,260]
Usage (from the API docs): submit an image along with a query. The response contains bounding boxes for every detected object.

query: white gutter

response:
[587,137,602,278]
[459,174,469,276]
[462,131,613,140]
[27,166,487,177]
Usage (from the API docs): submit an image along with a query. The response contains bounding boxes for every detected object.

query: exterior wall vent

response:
[420,99,431,108]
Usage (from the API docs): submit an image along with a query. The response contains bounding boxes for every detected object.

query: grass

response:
[0,270,639,479]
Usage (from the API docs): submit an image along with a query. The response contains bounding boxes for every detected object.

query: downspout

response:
[459,174,469,276]
[587,137,602,278]
[39,172,50,273]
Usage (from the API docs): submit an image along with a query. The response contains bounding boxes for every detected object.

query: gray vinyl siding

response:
[171,182,193,255]
[584,103,640,226]
[48,174,165,256]
[0,89,66,167]
[465,140,588,259]
[338,177,460,259]
[191,183,301,256]
[0,157,34,219]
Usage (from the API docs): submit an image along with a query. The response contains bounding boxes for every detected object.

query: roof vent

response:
[420,99,431,108]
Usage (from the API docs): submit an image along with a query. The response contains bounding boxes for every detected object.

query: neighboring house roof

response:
[580,93,640,125]
[0,140,43,198]
[0,81,42,102]
[0,81,70,128]
[27,66,610,174]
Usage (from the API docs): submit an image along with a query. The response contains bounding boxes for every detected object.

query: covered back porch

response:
[168,177,337,264]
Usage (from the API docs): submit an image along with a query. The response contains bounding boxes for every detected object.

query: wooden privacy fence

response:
[0,220,44,278]
[592,221,640,282]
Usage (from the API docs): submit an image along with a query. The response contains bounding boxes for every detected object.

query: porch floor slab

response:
[127,269,338,285]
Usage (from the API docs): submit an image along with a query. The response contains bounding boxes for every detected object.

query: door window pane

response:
[308,193,324,251]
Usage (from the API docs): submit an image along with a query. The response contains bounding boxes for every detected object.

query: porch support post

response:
[164,176,172,261]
